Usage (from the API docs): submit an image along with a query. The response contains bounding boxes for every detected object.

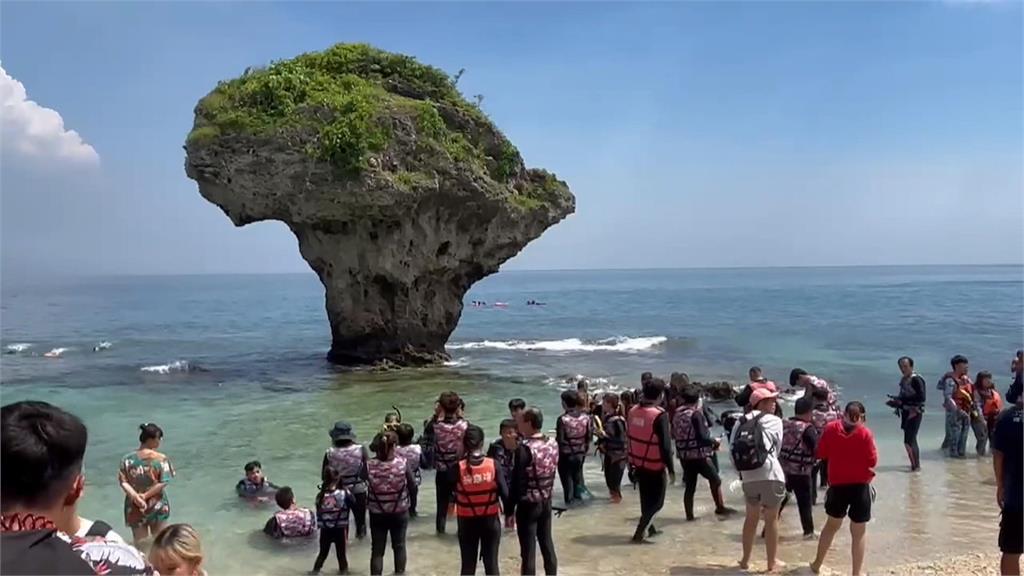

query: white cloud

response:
[1,64,99,165]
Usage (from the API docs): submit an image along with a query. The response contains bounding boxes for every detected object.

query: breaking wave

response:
[140,360,203,374]
[447,336,667,353]
[5,343,32,353]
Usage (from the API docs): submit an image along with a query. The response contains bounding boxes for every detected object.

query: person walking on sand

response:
[434,391,470,534]
[993,393,1022,575]
[119,423,175,547]
[730,388,786,572]
[673,384,734,520]
[511,407,559,576]
[627,378,675,543]
[779,396,819,539]
[810,402,877,576]
[893,356,926,471]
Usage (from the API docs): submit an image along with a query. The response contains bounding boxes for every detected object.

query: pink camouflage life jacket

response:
[326,444,367,493]
[395,444,422,486]
[523,436,559,503]
[559,411,590,456]
[809,377,839,410]
[433,418,468,471]
[367,457,409,514]
[780,419,816,476]
[274,507,315,539]
[671,406,712,461]
[811,406,839,435]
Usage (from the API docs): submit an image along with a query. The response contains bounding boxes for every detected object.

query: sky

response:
[1,1,1021,278]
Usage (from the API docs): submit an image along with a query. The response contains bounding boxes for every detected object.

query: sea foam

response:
[140,360,196,374]
[448,336,667,353]
[5,343,32,353]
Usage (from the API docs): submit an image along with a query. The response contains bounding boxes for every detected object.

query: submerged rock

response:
[694,381,737,402]
[184,44,575,365]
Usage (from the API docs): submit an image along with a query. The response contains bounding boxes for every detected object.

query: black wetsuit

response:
[487,438,518,522]
[897,374,927,470]
[555,412,591,505]
[778,421,819,535]
[600,415,627,497]
[677,406,725,520]
[450,452,509,576]
[510,437,558,576]
[631,404,675,541]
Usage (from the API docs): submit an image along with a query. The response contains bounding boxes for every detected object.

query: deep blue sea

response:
[1,265,1021,574]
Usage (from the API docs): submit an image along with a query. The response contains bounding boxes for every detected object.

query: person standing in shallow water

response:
[627,378,675,543]
[120,423,175,547]
[939,355,973,457]
[810,402,877,576]
[453,424,507,576]
[323,421,369,539]
[597,394,628,503]
[673,384,735,521]
[511,407,559,576]
[555,390,591,506]
[433,391,470,534]
[365,432,415,576]
[893,356,926,471]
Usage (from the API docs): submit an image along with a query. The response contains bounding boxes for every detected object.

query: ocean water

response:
[1,266,1021,574]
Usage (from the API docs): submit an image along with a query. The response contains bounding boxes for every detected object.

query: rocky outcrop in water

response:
[184,44,575,365]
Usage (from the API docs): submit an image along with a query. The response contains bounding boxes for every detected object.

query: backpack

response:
[730,413,772,472]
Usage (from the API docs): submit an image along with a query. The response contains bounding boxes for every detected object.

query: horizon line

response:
[3,262,1022,281]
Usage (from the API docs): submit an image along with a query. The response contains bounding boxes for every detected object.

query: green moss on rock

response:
[189,43,533,181]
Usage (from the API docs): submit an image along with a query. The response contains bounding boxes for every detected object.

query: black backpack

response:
[730,413,772,471]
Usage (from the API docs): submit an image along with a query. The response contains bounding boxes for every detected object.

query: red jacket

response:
[816,419,877,485]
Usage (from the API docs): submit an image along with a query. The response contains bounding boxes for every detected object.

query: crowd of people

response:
[1,350,1021,576]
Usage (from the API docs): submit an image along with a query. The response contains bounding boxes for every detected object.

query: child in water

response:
[150,524,206,576]
[236,460,279,503]
[263,487,316,540]
[313,468,354,575]
[394,423,422,517]
[597,393,627,503]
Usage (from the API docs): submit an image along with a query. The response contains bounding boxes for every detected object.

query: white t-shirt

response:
[75,518,126,543]
[729,410,785,484]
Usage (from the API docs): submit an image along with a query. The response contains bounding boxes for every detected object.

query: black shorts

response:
[1000,509,1023,555]
[825,483,872,523]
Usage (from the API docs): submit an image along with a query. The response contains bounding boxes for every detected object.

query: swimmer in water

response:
[236,460,279,503]
[263,487,315,540]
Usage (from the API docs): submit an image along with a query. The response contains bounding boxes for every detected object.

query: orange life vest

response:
[454,457,500,517]
[981,390,1003,418]
[627,404,665,472]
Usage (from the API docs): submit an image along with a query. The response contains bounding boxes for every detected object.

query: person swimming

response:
[235,460,279,503]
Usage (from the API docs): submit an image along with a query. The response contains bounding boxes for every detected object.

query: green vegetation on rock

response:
[188,43,538,185]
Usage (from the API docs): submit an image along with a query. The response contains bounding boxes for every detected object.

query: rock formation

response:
[184,44,575,365]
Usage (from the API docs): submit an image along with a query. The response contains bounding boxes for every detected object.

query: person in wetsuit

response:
[893,356,926,471]
[453,425,507,576]
[433,391,470,534]
[555,390,592,506]
[626,378,675,543]
[487,419,519,529]
[674,385,734,520]
[511,407,559,576]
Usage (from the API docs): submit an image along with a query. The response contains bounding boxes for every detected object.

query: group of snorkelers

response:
[229,364,855,575]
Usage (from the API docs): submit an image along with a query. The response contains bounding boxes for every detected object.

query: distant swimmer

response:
[94,341,113,352]
[526,300,547,306]
[493,302,508,308]
[4,343,32,354]
[44,347,69,358]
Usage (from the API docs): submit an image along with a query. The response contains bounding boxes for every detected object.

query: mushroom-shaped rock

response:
[184,44,575,365]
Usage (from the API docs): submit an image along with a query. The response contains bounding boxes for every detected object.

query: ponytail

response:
[371,431,397,460]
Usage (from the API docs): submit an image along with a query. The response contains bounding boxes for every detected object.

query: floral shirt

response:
[119,451,175,527]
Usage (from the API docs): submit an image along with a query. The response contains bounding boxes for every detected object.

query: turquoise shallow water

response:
[1,266,1021,574]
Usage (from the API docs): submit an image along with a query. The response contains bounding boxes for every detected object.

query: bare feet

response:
[809,560,822,574]
[767,559,787,573]
[738,560,750,570]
